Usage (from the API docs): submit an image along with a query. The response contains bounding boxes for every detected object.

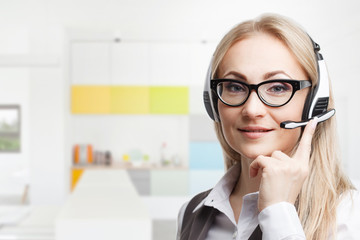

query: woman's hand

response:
[249,118,318,212]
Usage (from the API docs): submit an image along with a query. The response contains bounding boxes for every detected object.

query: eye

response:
[264,82,292,94]
[223,82,247,93]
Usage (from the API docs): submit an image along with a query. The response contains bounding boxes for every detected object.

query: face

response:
[217,33,309,160]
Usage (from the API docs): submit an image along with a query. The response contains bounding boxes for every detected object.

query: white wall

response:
[29,66,66,205]
[0,70,29,195]
[0,0,359,205]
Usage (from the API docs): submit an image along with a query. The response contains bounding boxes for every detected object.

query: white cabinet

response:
[71,42,111,85]
[149,42,191,86]
[188,42,216,86]
[70,39,214,87]
[111,42,150,85]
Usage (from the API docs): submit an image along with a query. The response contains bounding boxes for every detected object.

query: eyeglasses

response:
[210,79,312,107]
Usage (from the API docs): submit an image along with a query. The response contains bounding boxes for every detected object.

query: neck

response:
[232,157,261,197]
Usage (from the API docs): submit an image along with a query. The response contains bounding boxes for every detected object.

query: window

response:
[0,105,21,152]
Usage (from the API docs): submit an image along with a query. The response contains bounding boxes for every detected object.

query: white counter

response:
[55,169,151,240]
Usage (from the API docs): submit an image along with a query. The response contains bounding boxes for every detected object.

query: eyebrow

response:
[263,70,292,79]
[222,70,293,80]
[222,71,247,80]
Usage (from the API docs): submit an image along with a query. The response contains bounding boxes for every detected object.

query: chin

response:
[241,151,271,160]
[238,142,296,160]
[236,144,279,160]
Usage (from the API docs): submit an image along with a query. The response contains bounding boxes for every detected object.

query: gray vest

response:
[180,189,262,240]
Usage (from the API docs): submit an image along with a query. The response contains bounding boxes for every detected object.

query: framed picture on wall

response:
[0,105,21,152]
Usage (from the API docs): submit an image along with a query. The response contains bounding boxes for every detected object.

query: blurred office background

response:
[0,0,360,239]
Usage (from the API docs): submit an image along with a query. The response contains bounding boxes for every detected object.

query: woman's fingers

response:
[249,151,290,178]
[294,118,318,161]
[249,119,318,211]
[249,155,268,178]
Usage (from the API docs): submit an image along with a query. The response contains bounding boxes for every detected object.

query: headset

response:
[203,36,335,129]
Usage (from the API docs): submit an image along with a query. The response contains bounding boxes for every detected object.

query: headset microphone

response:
[280,109,335,129]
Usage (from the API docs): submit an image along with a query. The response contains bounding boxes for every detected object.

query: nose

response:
[241,91,267,119]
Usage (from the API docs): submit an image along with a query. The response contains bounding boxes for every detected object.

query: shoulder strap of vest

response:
[180,189,213,240]
[183,189,212,223]
[249,225,262,240]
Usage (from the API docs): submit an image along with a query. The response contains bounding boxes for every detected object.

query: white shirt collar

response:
[192,163,260,225]
[193,163,241,213]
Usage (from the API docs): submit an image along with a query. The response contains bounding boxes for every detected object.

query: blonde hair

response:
[211,13,354,239]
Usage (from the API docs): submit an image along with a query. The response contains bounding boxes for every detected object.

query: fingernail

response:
[311,117,318,129]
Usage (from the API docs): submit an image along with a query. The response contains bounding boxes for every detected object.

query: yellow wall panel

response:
[72,86,111,114]
[150,86,189,114]
[72,85,189,114]
[111,86,149,114]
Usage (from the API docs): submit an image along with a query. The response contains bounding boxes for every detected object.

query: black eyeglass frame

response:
[210,79,312,107]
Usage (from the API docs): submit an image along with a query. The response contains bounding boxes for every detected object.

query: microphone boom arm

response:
[280,109,335,129]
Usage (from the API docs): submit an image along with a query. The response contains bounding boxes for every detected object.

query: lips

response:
[238,126,274,139]
[239,126,273,132]
[241,129,271,132]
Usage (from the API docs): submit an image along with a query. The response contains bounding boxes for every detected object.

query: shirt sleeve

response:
[258,202,305,240]
[334,190,360,239]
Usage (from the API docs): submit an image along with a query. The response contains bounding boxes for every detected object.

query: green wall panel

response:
[149,86,189,114]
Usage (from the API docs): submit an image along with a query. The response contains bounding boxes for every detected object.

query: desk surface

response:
[56,169,151,240]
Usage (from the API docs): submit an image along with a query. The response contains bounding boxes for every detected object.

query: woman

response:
[177,13,359,239]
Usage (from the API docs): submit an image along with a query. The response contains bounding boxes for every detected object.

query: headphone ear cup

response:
[203,88,220,121]
[203,57,220,121]
[211,90,220,121]
[303,37,332,121]
[203,90,215,120]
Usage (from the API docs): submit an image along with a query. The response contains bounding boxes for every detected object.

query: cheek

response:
[274,93,307,123]
[273,104,305,154]
[280,128,302,155]
[218,101,236,125]
[275,107,303,124]
[218,103,238,143]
